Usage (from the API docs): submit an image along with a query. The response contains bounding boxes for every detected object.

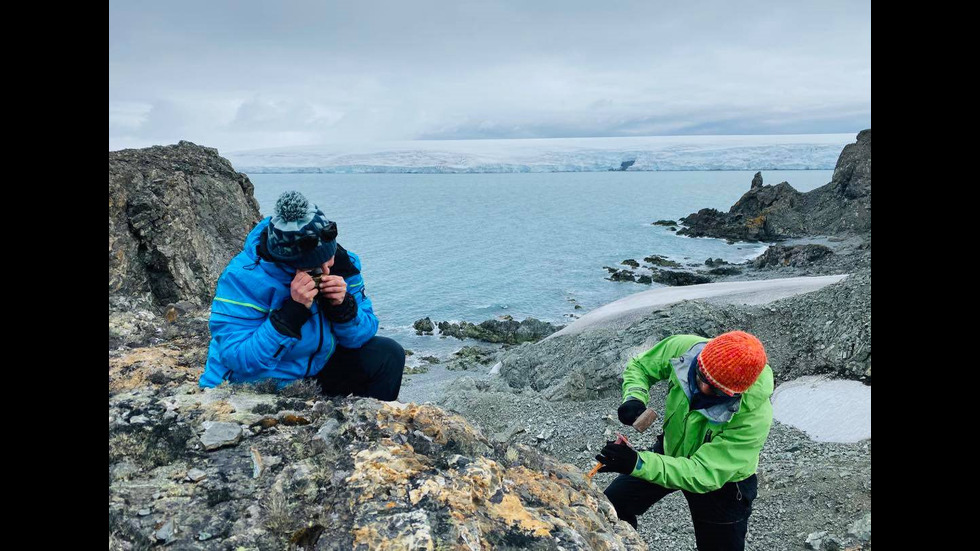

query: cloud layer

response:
[109,0,871,153]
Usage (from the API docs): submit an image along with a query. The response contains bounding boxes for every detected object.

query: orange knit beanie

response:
[697,331,767,396]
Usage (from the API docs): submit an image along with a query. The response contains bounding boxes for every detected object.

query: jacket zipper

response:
[305,307,324,377]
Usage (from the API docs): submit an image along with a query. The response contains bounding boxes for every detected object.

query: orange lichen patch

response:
[384,501,397,509]
[490,493,553,537]
[259,418,279,429]
[108,346,187,392]
[376,403,482,448]
[346,443,432,503]
[280,414,311,426]
[746,214,767,229]
[352,510,434,551]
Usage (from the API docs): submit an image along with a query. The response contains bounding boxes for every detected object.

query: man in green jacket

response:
[595,331,773,551]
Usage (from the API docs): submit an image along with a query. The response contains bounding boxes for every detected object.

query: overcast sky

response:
[109,1,871,153]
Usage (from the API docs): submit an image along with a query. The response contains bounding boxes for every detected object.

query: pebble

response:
[186,468,207,482]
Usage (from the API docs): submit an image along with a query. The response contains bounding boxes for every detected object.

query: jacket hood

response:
[242,217,294,283]
[243,217,272,262]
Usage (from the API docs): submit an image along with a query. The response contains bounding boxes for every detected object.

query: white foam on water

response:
[772,376,871,443]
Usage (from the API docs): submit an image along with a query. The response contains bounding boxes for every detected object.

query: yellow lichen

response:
[746,214,767,228]
[108,346,185,392]
[490,493,553,537]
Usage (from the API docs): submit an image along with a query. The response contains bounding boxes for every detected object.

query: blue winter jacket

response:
[199,217,379,388]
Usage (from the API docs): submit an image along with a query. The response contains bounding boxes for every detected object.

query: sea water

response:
[250,170,832,356]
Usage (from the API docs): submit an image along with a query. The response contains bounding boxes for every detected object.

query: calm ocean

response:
[249,170,832,356]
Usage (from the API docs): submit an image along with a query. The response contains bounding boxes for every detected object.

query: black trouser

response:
[603,437,758,551]
[310,336,405,401]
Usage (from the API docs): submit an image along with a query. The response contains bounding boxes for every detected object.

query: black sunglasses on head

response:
[297,221,338,251]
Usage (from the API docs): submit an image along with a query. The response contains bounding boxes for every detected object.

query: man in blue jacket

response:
[199,191,404,400]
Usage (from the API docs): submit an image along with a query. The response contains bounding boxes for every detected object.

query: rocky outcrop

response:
[108,372,645,550]
[678,129,871,242]
[643,255,681,268]
[753,244,834,269]
[445,346,500,371]
[436,318,561,344]
[649,269,711,287]
[413,317,435,335]
[109,141,261,311]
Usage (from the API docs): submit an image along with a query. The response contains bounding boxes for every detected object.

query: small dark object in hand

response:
[307,267,324,288]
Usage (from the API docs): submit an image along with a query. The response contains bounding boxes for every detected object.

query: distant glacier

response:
[226,133,854,174]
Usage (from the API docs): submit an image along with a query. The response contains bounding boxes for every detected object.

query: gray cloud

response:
[109,0,871,152]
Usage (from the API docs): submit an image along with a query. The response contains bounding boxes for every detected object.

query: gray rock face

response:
[109,141,261,310]
[753,244,834,269]
[805,530,843,551]
[847,512,871,542]
[678,129,871,241]
[200,421,243,450]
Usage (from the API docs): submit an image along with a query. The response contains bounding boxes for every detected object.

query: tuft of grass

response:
[279,378,322,400]
[262,490,294,534]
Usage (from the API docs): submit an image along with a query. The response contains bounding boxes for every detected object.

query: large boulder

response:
[108,374,646,550]
[109,141,261,310]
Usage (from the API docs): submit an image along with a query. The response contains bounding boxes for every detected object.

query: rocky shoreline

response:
[109,131,871,550]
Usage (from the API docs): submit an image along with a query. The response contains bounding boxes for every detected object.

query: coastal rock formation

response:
[445,346,500,371]
[436,318,561,344]
[643,255,682,268]
[109,379,645,550]
[109,141,261,310]
[753,244,834,269]
[678,129,871,242]
[649,269,711,287]
[413,317,435,335]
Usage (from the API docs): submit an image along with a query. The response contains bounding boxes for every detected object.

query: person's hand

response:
[595,441,639,474]
[617,399,646,426]
[291,270,318,308]
[318,275,348,306]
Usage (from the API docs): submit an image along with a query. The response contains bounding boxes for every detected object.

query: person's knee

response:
[603,477,637,527]
[363,336,404,385]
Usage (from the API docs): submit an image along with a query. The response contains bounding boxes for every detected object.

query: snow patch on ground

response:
[772,376,871,443]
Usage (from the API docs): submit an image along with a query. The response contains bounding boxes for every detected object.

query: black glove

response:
[595,441,639,474]
[320,292,358,323]
[617,399,646,426]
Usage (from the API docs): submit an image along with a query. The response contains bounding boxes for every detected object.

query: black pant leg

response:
[603,474,676,529]
[682,474,757,551]
[313,336,405,401]
[359,336,405,401]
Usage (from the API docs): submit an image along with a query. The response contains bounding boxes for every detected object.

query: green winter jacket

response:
[621,334,773,493]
